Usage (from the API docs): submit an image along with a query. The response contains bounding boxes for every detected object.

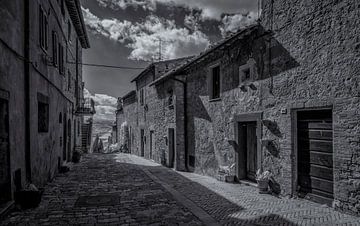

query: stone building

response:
[116,90,137,154]
[129,58,192,167]
[0,0,90,210]
[149,0,360,216]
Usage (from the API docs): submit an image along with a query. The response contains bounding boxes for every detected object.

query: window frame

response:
[52,31,58,67]
[239,58,256,85]
[37,93,49,133]
[39,5,48,52]
[208,63,221,101]
[139,88,145,106]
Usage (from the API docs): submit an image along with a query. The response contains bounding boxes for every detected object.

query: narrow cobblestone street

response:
[2,153,360,226]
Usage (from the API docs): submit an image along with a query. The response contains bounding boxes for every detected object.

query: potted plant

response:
[256,169,271,194]
[15,184,44,209]
[72,150,81,163]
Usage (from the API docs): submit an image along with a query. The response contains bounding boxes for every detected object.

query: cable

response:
[67,62,145,70]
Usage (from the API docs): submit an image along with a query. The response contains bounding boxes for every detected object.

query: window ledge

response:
[209,98,222,102]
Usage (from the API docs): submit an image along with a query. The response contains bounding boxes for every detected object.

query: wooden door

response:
[168,128,175,168]
[150,131,155,160]
[246,122,257,181]
[297,110,333,205]
[140,129,145,157]
[0,99,11,204]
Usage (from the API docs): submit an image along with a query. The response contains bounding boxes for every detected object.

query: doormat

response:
[75,194,120,207]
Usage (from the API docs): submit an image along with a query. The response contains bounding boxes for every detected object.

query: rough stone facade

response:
[116,91,138,154]
[259,0,360,215]
[128,58,190,170]
[0,0,89,206]
[148,0,360,216]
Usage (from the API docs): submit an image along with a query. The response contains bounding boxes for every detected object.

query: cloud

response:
[84,88,117,123]
[95,0,259,21]
[82,8,210,61]
[219,12,257,37]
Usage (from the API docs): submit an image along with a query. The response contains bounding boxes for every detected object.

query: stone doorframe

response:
[233,112,263,180]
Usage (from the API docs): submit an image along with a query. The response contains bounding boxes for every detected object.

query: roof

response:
[150,24,261,86]
[121,90,136,100]
[66,0,90,48]
[130,56,194,83]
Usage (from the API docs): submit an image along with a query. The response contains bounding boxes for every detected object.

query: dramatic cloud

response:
[84,88,117,123]
[82,8,210,61]
[219,12,257,37]
[95,0,259,21]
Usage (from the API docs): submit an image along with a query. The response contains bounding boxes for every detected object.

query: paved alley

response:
[1,153,360,226]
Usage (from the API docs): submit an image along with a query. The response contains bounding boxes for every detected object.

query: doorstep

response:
[0,201,15,219]
[239,179,258,188]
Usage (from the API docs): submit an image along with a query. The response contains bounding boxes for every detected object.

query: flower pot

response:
[15,189,44,209]
[257,179,269,194]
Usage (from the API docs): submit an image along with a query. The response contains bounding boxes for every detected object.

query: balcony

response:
[76,98,96,115]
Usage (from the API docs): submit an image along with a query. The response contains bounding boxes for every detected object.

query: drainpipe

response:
[171,76,189,172]
[24,0,31,182]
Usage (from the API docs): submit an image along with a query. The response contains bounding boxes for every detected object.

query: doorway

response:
[297,109,333,205]
[63,113,67,161]
[150,130,155,160]
[238,122,258,182]
[0,98,11,205]
[168,128,175,168]
[140,129,145,157]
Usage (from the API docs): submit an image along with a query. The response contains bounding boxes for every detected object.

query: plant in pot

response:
[256,169,272,194]
[15,184,44,209]
[72,149,82,163]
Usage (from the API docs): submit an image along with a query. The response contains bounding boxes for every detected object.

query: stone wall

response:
[180,0,360,216]
[0,1,27,198]
[260,0,360,215]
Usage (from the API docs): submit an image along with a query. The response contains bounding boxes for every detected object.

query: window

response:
[68,71,71,90]
[210,65,221,100]
[59,112,62,124]
[38,93,49,133]
[60,0,65,16]
[139,89,144,106]
[39,5,48,51]
[67,21,72,42]
[167,89,174,108]
[52,31,58,67]
[59,43,64,74]
[239,57,256,84]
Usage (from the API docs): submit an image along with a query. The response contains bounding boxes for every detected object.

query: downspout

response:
[24,0,31,182]
[171,76,189,171]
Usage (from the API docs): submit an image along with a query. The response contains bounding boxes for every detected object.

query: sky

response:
[81,0,259,99]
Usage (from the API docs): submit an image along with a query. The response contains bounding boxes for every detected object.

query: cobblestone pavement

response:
[1,154,203,226]
[2,153,360,226]
[119,154,360,226]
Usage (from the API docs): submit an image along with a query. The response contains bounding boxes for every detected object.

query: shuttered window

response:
[52,31,58,67]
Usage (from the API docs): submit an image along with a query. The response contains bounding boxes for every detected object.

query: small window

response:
[139,89,144,106]
[39,5,48,51]
[168,89,174,107]
[59,112,62,124]
[67,21,72,42]
[68,71,71,90]
[239,58,256,84]
[60,0,65,15]
[59,43,64,74]
[210,65,221,100]
[38,93,49,133]
[52,31,58,67]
